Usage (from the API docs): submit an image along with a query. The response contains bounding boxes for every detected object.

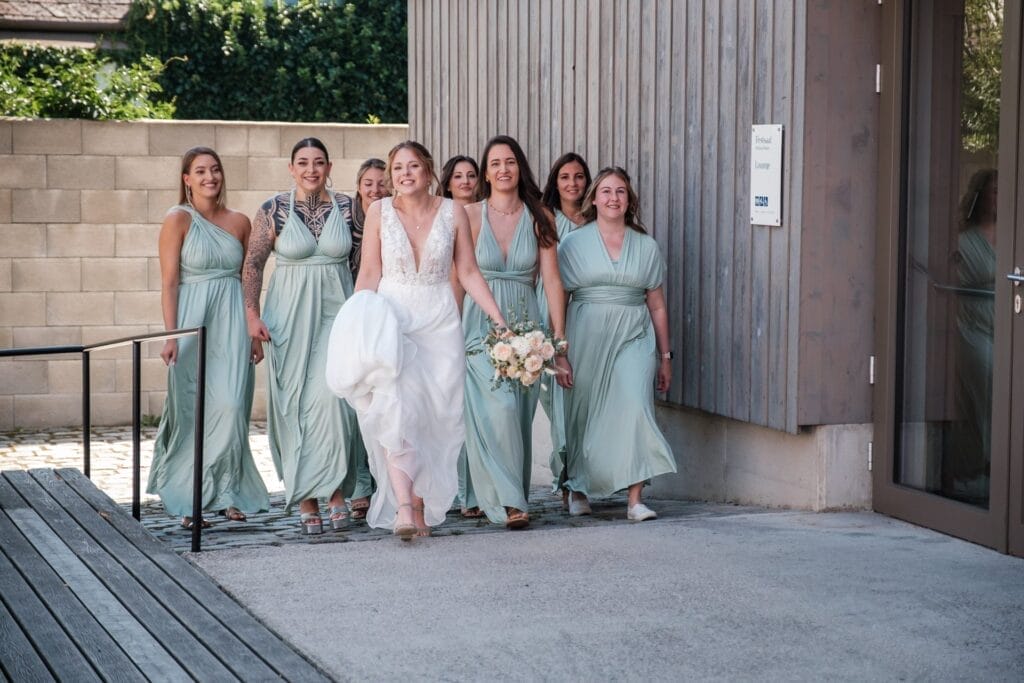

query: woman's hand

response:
[248,315,271,342]
[554,355,573,389]
[250,338,264,365]
[656,358,672,393]
[160,339,178,366]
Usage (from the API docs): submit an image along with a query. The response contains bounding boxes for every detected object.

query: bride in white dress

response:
[332,141,507,540]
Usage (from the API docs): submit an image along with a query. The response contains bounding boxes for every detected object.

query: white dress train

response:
[326,198,465,529]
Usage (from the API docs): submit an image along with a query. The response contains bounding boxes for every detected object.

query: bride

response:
[331,141,507,541]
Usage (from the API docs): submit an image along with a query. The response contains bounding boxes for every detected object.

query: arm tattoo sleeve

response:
[243,205,275,315]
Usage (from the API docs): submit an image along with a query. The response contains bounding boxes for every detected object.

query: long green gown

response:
[559,224,676,497]
[262,191,366,511]
[148,205,269,517]
[462,205,541,523]
[537,209,575,491]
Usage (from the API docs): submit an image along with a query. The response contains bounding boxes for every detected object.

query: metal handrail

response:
[0,327,208,552]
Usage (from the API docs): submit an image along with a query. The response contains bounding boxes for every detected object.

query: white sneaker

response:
[568,493,592,517]
[627,503,657,521]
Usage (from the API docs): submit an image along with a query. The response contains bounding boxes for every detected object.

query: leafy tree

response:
[119,0,407,122]
[0,45,174,119]
[961,0,1003,153]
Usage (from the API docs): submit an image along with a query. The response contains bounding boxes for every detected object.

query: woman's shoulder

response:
[560,222,595,247]
[258,191,289,213]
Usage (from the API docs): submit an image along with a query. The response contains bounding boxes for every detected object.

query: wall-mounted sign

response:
[750,124,783,226]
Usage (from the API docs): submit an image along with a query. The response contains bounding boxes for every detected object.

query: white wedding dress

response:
[326,197,465,530]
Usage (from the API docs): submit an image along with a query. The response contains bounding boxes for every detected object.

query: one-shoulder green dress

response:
[149,205,269,517]
[537,209,575,491]
[262,191,367,510]
[559,224,676,497]
[462,205,541,523]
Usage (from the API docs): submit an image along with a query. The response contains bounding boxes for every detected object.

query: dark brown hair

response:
[959,168,997,231]
[581,166,647,233]
[291,137,330,163]
[541,152,592,214]
[479,135,557,248]
[179,146,225,208]
[438,155,480,200]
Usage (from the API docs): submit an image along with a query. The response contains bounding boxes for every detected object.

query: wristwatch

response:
[661,351,673,360]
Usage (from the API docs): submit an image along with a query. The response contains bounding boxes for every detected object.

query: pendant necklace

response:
[488,199,521,217]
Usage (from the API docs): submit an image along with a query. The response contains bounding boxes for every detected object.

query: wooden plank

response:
[715,0,738,417]
[467,0,479,156]
[786,0,807,433]
[58,468,329,683]
[700,0,721,413]
[731,0,755,422]
[638,0,657,234]
[0,475,188,681]
[0,509,142,680]
[0,543,101,681]
[0,596,54,683]
[667,0,687,405]
[1,471,237,683]
[682,0,703,407]
[586,0,601,164]
[26,469,283,682]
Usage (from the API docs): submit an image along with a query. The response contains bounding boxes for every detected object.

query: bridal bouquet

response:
[483,321,566,390]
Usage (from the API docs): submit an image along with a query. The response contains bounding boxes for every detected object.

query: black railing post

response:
[132,340,141,521]
[191,326,207,553]
[82,350,91,479]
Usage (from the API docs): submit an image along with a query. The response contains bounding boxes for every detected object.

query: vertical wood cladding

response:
[408,0,877,433]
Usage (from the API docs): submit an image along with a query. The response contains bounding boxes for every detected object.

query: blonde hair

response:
[179,146,226,209]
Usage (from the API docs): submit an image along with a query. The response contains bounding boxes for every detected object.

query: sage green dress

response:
[149,205,269,517]
[462,206,541,523]
[262,191,367,510]
[537,209,575,491]
[559,224,676,497]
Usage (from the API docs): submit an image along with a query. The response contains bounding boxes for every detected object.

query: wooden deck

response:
[0,468,330,682]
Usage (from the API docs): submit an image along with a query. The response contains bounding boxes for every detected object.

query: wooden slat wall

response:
[408,0,870,434]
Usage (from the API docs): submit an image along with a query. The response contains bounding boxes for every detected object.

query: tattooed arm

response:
[243,199,277,345]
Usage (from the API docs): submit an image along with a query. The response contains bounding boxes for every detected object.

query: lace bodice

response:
[379,197,456,286]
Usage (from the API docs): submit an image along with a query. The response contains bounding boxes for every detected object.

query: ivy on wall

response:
[0,45,174,119]
[119,0,407,123]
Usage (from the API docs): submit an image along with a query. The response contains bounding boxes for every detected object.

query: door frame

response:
[1007,2,1024,557]
[873,0,1022,554]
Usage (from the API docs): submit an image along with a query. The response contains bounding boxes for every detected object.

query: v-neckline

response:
[596,224,628,266]
[484,203,525,269]
[288,190,337,247]
[393,198,443,273]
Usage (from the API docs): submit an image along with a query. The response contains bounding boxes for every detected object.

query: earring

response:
[185,184,194,207]
[326,176,334,189]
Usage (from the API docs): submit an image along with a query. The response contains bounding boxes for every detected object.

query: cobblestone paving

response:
[1,423,763,554]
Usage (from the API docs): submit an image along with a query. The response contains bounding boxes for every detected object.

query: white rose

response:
[539,341,555,360]
[491,342,513,362]
[524,355,543,373]
[528,329,545,349]
[521,371,539,386]
[511,336,532,358]
[507,367,521,381]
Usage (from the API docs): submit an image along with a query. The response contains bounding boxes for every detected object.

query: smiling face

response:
[183,154,223,203]
[557,160,587,205]
[389,147,431,196]
[593,174,629,221]
[485,143,520,193]
[289,146,332,196]
[359,167,388,211]
[448,161,479,202]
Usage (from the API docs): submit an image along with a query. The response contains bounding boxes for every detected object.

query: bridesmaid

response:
[539,153,592,509]
[461,135,572,529]
[349,158,388,280]
[347,158,388,520]
[440,154,483,517]
[439,155,480,205]
[242,137,364,535]
[559,167,676,521]
[150,146,269,529]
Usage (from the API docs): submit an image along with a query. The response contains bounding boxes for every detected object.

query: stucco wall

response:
[0,118,408,429]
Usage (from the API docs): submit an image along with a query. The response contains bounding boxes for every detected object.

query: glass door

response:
[875,0,1021,554]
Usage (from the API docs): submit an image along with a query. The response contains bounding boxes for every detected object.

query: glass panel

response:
[896,0,1003,508]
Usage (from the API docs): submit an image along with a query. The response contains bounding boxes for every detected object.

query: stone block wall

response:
[0,118,408,429]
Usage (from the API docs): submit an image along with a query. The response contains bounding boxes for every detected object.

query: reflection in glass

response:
[896,0,1001,508]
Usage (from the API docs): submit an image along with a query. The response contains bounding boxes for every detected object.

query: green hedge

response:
[0,44,174,119]
[119,0,407,123]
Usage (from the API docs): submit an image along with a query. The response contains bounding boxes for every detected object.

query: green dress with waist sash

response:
[262,191,369,510]
[559,223,676,497]
[148,205,269,517]
[461,206,541,523]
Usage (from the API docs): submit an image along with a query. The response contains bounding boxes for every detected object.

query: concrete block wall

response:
[0,118,408,429]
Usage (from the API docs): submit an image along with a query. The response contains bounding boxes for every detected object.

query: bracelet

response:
[660,351,673,360]
[554,338,569,356]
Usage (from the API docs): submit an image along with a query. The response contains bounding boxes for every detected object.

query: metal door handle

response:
[1009,267,1024,286]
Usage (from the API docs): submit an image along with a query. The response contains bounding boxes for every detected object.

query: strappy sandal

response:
[394,503,416,542]
[300,512,323,536]
[460,506,484,518]
[505,508,530,530]
[350,498,370,520]
[328,505,349,531]
[221,507,247,522]
[181,516,211,530]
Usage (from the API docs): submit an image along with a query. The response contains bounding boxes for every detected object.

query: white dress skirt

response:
[326,198,465,529]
